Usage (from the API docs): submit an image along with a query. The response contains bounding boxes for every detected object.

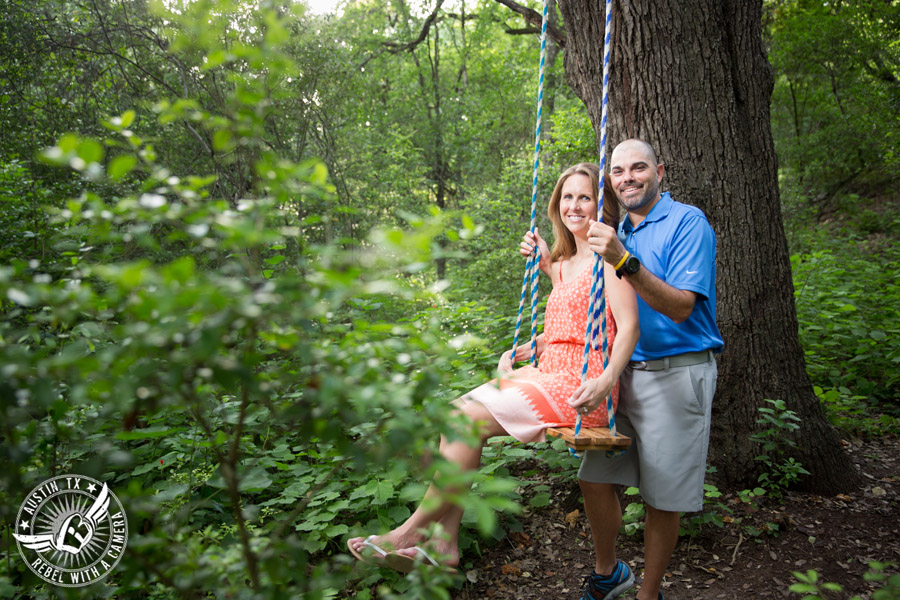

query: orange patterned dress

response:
[465,262,619,442]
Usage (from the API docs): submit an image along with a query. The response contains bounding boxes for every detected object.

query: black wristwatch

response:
[616,255,641,279]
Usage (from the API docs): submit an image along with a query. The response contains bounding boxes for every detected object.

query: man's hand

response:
[588,220,627,266]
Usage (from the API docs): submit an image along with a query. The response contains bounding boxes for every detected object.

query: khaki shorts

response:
[578,355,717,512]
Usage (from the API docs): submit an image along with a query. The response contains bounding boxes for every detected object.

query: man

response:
[579,139,724,600]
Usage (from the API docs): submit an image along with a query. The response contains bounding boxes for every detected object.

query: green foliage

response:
[3,0,899,596]
[792,238,900,407]
[750,399,810,499]
[309,0,545,250]
[0,3,527,598]
[790,568,846,599]
[790,562,900,600]
[814,386,900,437]
[679,483,726,537]
[620,487,644,536]
[545,104,598,170]
[767,0,900,211]
[450,155,553,314]
[1,138,491,598]
[0,160,56,264]
[866,562,900,600]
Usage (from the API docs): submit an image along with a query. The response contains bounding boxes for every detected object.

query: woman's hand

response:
[568,372,614,415]
[520,228,551,276]
[498,349,515,373]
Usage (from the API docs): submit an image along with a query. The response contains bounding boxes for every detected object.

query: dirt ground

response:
[452,436,899,600]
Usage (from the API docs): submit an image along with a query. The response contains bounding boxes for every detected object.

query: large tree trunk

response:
[556,0,858,493]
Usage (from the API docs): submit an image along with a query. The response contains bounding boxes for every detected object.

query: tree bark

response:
[556,0,858,493]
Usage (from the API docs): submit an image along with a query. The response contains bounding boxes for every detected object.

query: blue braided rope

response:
[529,250,540,364]
[511,0,549,366]
[510,256,532,359]
[572,0,615,456]
[593,0,616,438]
[598,0,616,438]
[590,0,613,353]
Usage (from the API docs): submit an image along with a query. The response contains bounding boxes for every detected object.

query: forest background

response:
[0,0,898,597]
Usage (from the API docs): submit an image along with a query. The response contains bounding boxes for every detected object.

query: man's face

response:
[609,143,664,213]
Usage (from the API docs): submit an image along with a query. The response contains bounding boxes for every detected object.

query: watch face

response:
[625,256,641,274]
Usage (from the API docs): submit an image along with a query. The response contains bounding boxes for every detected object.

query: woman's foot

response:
[391,534,460,570]
[347,527,424,563]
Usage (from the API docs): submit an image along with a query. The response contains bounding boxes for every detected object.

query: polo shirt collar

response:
[620,191,674,235]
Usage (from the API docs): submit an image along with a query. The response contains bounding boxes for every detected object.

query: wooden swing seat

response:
[546,427,631,451]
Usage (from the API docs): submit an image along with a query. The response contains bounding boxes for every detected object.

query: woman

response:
[348,163,639,572]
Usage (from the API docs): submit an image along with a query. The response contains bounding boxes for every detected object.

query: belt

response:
[630,350,714,371]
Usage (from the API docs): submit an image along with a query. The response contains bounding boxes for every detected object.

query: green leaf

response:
[115,427,186,440]
[132,463,157,476]
[108,155,138,180]
[529,492,551,508]
[375,480,394,503]
[213,129,232,151]
[120,110,135,128]
[77,139,104,164]
[154,483,189,502]
[238,467,273,492]
[325,523,349,537]
[204,49,231,69]
[58,134,79,153]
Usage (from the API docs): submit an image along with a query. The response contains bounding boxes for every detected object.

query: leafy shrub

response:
[751,399,809,499]
[792,241,900,408]
[790,561,900,600]
[0,3,523,598]
[814,386,899,437]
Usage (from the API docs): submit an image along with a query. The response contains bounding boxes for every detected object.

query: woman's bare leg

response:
[348,400,506,566]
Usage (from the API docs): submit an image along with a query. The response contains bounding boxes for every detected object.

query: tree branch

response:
[358,0,566,71]
[505,26,540,35]
[356,0,445,70]
[491,0,566,47]
[383,0,445,53]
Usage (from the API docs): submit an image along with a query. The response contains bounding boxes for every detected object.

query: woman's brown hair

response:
[547,163,620,263]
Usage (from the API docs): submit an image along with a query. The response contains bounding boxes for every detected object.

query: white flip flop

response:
[385,546,457,574]
[347,534,389,565]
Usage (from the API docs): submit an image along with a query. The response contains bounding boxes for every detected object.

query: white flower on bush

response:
[139,193,167,209]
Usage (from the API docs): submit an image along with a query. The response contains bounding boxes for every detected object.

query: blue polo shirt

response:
[619,192,724,361]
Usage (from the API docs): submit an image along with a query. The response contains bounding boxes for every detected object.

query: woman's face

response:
[558,173,596,238]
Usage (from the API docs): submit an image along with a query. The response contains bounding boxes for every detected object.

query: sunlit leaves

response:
[108,154,138,180]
